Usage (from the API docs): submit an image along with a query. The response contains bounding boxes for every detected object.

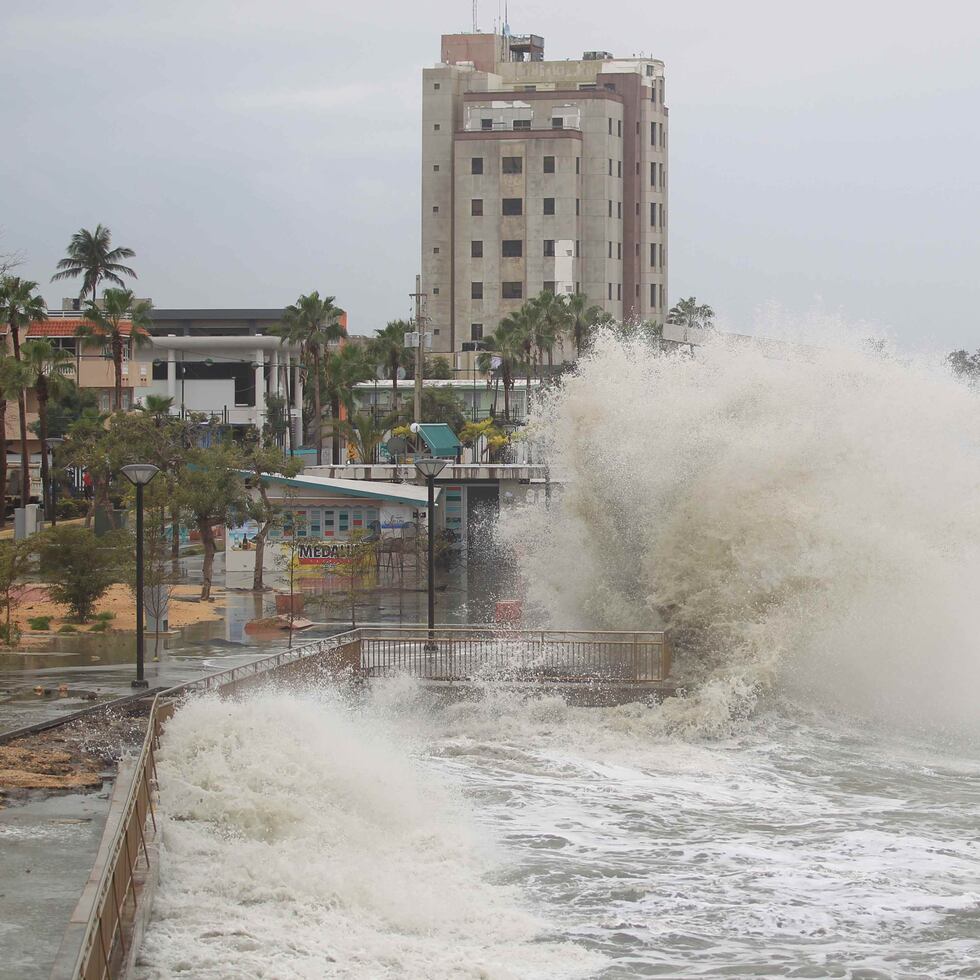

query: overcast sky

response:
[2,0,978,349]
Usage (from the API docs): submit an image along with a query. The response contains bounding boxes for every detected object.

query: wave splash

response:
[504,332,980,734]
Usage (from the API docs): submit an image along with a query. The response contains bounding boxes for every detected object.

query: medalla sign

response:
[297,542,358,565]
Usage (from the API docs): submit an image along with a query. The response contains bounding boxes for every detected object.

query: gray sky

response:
[2,0,978,349]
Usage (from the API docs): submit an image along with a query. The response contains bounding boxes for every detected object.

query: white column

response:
[166,342,176,403]
[271,348,280,397]
[293,356,303,448]
[254,348,265,428]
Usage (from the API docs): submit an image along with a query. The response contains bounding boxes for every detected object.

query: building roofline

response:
[150,310,287,320]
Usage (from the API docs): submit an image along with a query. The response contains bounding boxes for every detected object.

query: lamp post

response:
[414,456,447,650]
[120,464,160,688]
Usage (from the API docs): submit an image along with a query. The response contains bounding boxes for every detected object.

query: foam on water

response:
[504,331,980,734]
[135,691,603,980]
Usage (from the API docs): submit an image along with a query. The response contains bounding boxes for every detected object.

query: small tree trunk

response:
[313,349,323,466]
[252,521,272,591]
[199,521,215,601]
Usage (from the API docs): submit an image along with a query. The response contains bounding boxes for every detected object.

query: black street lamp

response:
[414,456,447,650]
[121,463,160,688]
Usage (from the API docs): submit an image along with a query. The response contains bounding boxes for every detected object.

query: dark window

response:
[608,200,613,217]
[432,206,439,213]
[472,157,484,174]
[635,202,640,216]
[575,239,580,257]
[576,198,580,215]
[502,198,523,215]
[481,118,493,130]
[471,240,483,258]
[650,283,657,308]
[502,282,523,299]
[433,246,440,254]
[471,198,483,216]
[543,239,555,256]
[579,83,596,90]
[543,281,556,293]
[608,159,613,176]
[471,323,483,341]
[434,82,441,90]
[617,201,622,218]
[608,241,613,259]
[432,286,440,295]
[502,156,523,174]
[651,122,656,145]
[544,197,555,215]
[543,155,555,173]
[617,284,621,300]
[608,283,613,300]
[434,123,440,131]
[471,282,483,300]
[660,203,665,225]
[575,157,580,174]
[651,202,656,227]
[618,120,622,136]
[650,243,655,266]
[651,161,656,186]
[617,243,622,259]
[433,164,439,172]
[513,119,531,130]
[617,161,622,177]
[608,118,613,135]
[502,239,523,257]
[603,82,616,91]
[551,117,564,129]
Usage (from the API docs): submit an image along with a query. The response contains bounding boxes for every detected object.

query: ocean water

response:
[136,334,980,978]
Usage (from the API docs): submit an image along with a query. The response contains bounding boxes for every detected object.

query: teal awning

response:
[416,423,461,458]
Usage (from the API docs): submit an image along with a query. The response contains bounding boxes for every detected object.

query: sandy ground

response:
[10,583,225,637]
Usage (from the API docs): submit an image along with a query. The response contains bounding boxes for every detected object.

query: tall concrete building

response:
[421,29,668,357]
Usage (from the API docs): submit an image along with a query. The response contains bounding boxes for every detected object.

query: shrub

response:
[38,526,129,623]
[88,621,108,633]
[27,616,52,631]
[93,611,115,622]
[58,624,78,633]
[56,498,89,521]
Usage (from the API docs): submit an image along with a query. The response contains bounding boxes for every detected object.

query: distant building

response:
[422,28,668,357]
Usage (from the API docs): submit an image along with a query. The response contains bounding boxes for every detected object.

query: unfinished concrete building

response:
[421,29,668,357]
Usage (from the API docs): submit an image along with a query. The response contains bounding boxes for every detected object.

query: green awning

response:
[416,423,461,458]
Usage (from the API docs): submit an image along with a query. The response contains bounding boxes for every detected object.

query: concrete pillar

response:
[293,357,304,448]
[254,348,265,428]
[167,341,176,403]
[271,348,280,397]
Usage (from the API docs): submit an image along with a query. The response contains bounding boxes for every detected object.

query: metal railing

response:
[61,625,670,978]
[359,626,672,683]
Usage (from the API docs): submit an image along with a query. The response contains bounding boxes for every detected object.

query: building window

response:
[543,198,555,215]
[617,202,622,218]
[604,82,616,91]
[660,203,665,226]
[433,246,440,254]
[543,281,556,293]
[543,239,555,256]
[502,198,523,215]
[576,198,580,215]
[651,122,656,146]
[608,241,612,259]
[543,155,555,173]
[608,200,612,217]
[617,243,622,259]
[651,202,656,227]
[650,283,656,308]
[472,157,484,174]
[608,283,613,300]
[434,123,440,131]
[575,239,580,257]
[472,198,483,216]
[651,161,656,186]
[636,161,640,175]
[617,283,622,300]
[650,243,655,266]
[432,287,440,295]
[481,118,493,130]
[521,85,537,91]
[513,119,531,130]
[618,120,622,136]
[579,83,596,90]
[502,282,523,299]
[636,283,640,297]
[434,82,441,89]
[433,164,440,172]
[635,202,640,216]
[471,240,483,258]
[575,157,580,174]
[471,323,483,341]
[502,240,523,257]
[617,161,622,177]
[432,206,439,213]
[502,156,523,174]
[551,117,564,129]
[608,118,612,135]
[472,282,483,299]
[608,158,613,176]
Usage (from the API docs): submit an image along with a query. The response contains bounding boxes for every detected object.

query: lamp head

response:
[414,456,448,479]
[120,463,161,487]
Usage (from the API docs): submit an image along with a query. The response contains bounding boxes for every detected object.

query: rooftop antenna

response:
[473,0,478,32]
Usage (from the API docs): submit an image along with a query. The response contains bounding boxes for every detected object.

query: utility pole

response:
[409,275,428,424]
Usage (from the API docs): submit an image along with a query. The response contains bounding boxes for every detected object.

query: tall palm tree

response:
[667,297,715,341]
[369,319,414,412]
[0,277,46,504]
[77,288,152,412]
[529,292,566,370]
[51,224,136,303]
[273,292,345,465]
[320,344,375,463]
[477,321,524,421]
[21,340,74,521]
[563,292,606,358]
[498,307,536,411]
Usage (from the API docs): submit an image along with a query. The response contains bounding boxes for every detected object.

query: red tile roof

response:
[0,319,138,337]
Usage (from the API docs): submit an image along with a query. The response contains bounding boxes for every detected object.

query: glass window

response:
[502,240,523,257]
[471,323,483,341]
[502,282,523,299]
[472,157,484,174]
[543,239,555,257]
[543,198,555,215]
[513,119,531,130]
[471,282,483,300]
[502,198,523,215]
[471,240,483,258]
[471,198,483,216]
[502,156,522,174]
[543,156,555,173]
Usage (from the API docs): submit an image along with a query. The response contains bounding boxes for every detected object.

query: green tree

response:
[138,394,174,423]
[39,525,127,622]
[78,288,152,412]
[369,319,414,414]
[241,437,301,591]
[0,276,47,504]
[320,343,374,463]
[477,323,524,421]
[530,291,568,369]
[419,389,466,433]
[50,224,136,303]
[0,539,32,644]
[274,292,345,465]
[177,443,246,600]
[563,292,606,358]
[39,382,99,440]
[667,296,715,338]
[328,410,399,464]
[0,355,25,529]
[426,355,453,379]
[21,339,75,521]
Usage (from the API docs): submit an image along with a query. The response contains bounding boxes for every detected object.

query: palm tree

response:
[21,340,74,521]
[667,297,715,342]
[0,277,46,504]
[77,288,152,412]
[51,225,136,303]
[0,355,22,529]
[273,292,345,465]
[327,411,399,464]
[530,292,566,370]
[564,292,606,358]
[138,394,174,425]
[320,343,374,464]
[369,320,414,412]
[498,308,536,412]
[477,321,524,421]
